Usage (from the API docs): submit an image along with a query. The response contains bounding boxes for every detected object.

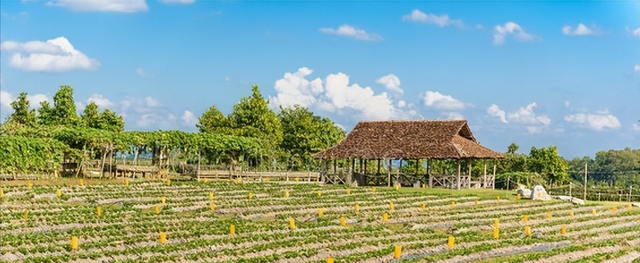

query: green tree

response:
[7,92,37,127]
[37,101,55,126]
[197,105,230,134]
[528,145,568,186]
[81,101,100,128]
[228,85,283,148]
[497,143,527,174]
[278,105,345,170]
[99,109,124,132]
[51,85,78,126]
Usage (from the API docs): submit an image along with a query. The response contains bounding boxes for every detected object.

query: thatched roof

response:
[313,120,503,160]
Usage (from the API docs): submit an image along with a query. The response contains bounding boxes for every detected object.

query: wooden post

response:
[387,159,392,187]
[363,159,367,175]
[377,159,381,175]
[397,159,403,186]
[457,160,461,190]
[333,159,337,174]
[492,160,496,190]
[467,160,472,189]
[428,159,432,188]
[483,161,487,188]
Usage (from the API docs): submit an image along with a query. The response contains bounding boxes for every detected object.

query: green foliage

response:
[0,136,66,175]
[51,85,79,126]
[278,105,345,170]
[528,145,568,186]
[37,101,55,126]
[81,102,124,132]
[7,92,37,127]
[197,105,230,134]
[228,85,283,149]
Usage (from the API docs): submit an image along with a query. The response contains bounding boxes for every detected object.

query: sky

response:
[0,0,639,159]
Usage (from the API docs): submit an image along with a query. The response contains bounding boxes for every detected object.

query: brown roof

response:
[313,120,503,160]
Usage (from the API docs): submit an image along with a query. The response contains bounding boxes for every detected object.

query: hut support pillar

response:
[492,160,496,190]
[348,159,354,185]
[483,160,487,188]
[363,160,367,175]
[333,159,337,174]
[397,159,403,186]
[468,161,472,189]
[457,161,461,190]
[377,159,381,175]
[428,159,432,188]
[387,159,392,187]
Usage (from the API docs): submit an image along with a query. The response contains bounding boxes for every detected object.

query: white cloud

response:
[564,111,621,131]
[487,104,507,123]
[634,27,640,36]
[145,97,159,107]
[0,91,15,110]
[443,112,464,120]
[160,0,194,4]
[47,0,148,13]
[562,23,598,36]
[120,96,176,128]
[635,64,640,73]
[376,74,403,94]
[135,68,147,78]
[564,101,571,108]
[488,102,551,133]
[319,25,382,41]
[493,22,537,45]
[402,9,463,27]
[269,67,416,121]
[87,94,113,108]
[181,110,197,126]
[27,94,51,107]
[1,37,100,72]
[632,123,640,135]
[422,91,467,111]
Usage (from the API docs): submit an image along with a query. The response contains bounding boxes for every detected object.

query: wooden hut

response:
[313,120,503,189]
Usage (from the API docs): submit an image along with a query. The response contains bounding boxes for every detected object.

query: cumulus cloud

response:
[493,22,537,45]
[160,0,195,4]
[376,74,403,94]
[47,0,148,13]
[0,91,15,110]
[87,94,113,108]
[633,27,640,36]
[443,112,464,120]
[562,23,598,36]
[320,25,382,41]
[119,96,176,128]
[181,110,198,126]
[488,102,550,133]
[487,104,507,123]
[1,37,100,72]
[635,64,640,73]
[402,9,463,27]
[422,91,467,111]
[564,111,621,131]
[269,67,416,121]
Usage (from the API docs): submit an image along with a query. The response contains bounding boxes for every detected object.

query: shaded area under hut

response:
[313,120,504,189]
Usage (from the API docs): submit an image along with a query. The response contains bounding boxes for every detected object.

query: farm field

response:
[1,179,639,263]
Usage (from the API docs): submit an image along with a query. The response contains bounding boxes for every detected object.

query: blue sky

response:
[0,0,639,158]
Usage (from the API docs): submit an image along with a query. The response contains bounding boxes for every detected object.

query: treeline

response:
[0,85,345,176]
[495,143,640,189]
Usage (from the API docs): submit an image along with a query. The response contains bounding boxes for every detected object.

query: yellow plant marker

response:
[71,236,78,250]
[422,184,426,189]
[295,178,299,182]
[23,209,28,221]
[561,225,566,235]
[79,179,84,187]
[524,226,532,237]
[159,232,166,245]
[125,179,129,188]
[210,203,215,212]
[627,203,632,211]
[569,210,574,218]
[494,219,499,229]
[451,201,456,207]
[421,203,426,210]
[209,192,214,201]
[203,178,208,183]
[394,245,402,259]
[517,194,521,200]
[0,188,4,198]
[326,257,335,263]
[447,236,455,249]
[161,196,166,204]
[284,190,290,198]
[372,187,376,193]
[496,196,500,201]
[166,179,171,186]
[474,200,478,207]
[383,212,389,223]
[591,208,596,215]
[346,189,351,195]
[523,215,529,223]
[389,201,394,210]
[248,192,254,199]
[547,212,552,219]
[155,205,161,215]
[27,181,32,190]
[289,218,296,230]
[493,227,499,239]
[340,217,346,227]
[56,189,62,198]
[612,206,617,213]
[317,190,322,197]
[318,209,324,217]
[230,224,235,236]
